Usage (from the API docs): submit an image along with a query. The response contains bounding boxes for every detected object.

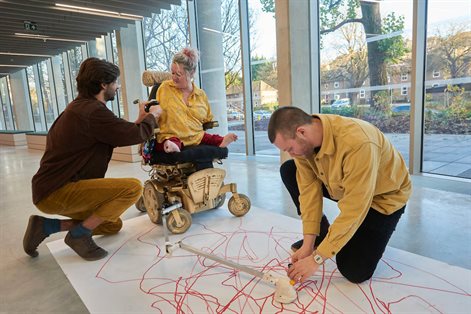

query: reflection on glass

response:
[423,0,471,179]
[26,66,44,132]
[110,31,123,117]
[96,36,107,59]
[67,47,83,99]
[39,60,55,129]
[319,0,412,164]
[0,77,14,130]
[222,0,246,154]
[143,2,188,72]
[246,0,277,155]
[57,54,69,110]
[143,2,189,114]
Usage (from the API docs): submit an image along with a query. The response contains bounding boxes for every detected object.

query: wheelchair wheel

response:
[143,182,164,224]
[166,208,192,234]
[213,193,226,209]
[228,194,251,217]
[135,196,146,212]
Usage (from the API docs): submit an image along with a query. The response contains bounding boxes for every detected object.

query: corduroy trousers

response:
[35,178,142,235]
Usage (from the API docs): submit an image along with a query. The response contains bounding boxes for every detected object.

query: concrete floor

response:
[1,146,470,313]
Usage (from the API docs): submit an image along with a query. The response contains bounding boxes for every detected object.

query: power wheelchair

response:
[135,71,251,234]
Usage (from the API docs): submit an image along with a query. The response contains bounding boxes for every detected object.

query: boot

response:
[64,232,108,261]
[23,215,49,257]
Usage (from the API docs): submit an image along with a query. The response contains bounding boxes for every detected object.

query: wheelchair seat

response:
[150,145,228,170]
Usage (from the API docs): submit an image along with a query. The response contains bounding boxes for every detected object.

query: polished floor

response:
[1,145,470,313]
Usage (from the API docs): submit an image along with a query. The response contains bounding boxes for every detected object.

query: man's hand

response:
[287,254,320,284]
[135,100,162,124]
[288,235,317,283]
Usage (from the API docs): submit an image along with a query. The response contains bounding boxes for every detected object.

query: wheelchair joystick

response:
[133,99,159,112]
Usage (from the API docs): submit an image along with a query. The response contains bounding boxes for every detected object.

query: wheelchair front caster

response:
[166,208,192,234]
[143,181,164,224]
[228,194,251,217]
[135,196,146,212]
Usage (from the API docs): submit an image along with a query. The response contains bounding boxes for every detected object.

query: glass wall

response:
[1,0,468,179]
[67,46,83,99]
[222,0,245,154]
[319,0,413,164]
[143,2,189,72]
[110,31,124,117]
[56,54,70,111]
[38,60,55,130]
[423,0,471,178]
[248,0,277,155]
[142,1,189,114]
[0,76,14,130]
[95,36,107,59]
[26,66,46,132]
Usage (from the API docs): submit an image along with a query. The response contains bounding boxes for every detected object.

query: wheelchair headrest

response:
[142,70,172,87]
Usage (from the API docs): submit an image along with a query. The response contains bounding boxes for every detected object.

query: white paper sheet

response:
[48,206,471,313]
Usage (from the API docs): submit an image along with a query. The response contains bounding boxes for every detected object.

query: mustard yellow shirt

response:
[156,80,214,146]
[294,114,412,259]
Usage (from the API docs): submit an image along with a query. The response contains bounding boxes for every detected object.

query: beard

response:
[104,86,117,102]
[296,137,316,158]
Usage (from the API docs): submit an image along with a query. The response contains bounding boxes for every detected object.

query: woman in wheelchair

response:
[154,47,237,153]
[137,48,251,235]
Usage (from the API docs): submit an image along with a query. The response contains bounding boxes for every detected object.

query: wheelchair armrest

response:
[203,121,219,130]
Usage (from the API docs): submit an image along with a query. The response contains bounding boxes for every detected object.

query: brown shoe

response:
[23,215,49,257]
[291,239,304,252]
[64,232,108,261]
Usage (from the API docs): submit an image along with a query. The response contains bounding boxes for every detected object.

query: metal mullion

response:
[239,0,255,156]
[410,0,427,174]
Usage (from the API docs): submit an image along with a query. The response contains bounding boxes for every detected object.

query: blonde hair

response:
[172,47,199,74]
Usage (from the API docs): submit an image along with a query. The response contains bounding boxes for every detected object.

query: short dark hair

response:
[76,57,120,98]
[268,106,313,143]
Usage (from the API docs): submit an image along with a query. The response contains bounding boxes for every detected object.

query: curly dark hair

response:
[76,57,120,98]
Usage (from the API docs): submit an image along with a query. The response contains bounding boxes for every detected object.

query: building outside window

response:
[401,86,408,95]
[319,0,413,164]
[423,0,471,179]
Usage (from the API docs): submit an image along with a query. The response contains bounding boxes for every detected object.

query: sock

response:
[42,218,61,236]
[70,223,92,238]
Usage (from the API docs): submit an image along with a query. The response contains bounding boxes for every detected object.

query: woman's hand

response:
[148,104,162,119]
[219,133,238,147]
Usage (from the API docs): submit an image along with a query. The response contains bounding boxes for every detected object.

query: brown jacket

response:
[32,96,156,204]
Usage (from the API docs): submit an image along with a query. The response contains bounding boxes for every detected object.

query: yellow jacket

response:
[156,80,214,146]
[294,114,412,258]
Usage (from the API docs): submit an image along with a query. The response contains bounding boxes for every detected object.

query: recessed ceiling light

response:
[55,3,143,20]
[0,64,28,67]
[14,33,87,43]
[0,52,53,57]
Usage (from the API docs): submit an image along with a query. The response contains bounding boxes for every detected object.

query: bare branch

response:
[320,18,364,35]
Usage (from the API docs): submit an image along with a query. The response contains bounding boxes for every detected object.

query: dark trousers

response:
[280,159,405,283]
